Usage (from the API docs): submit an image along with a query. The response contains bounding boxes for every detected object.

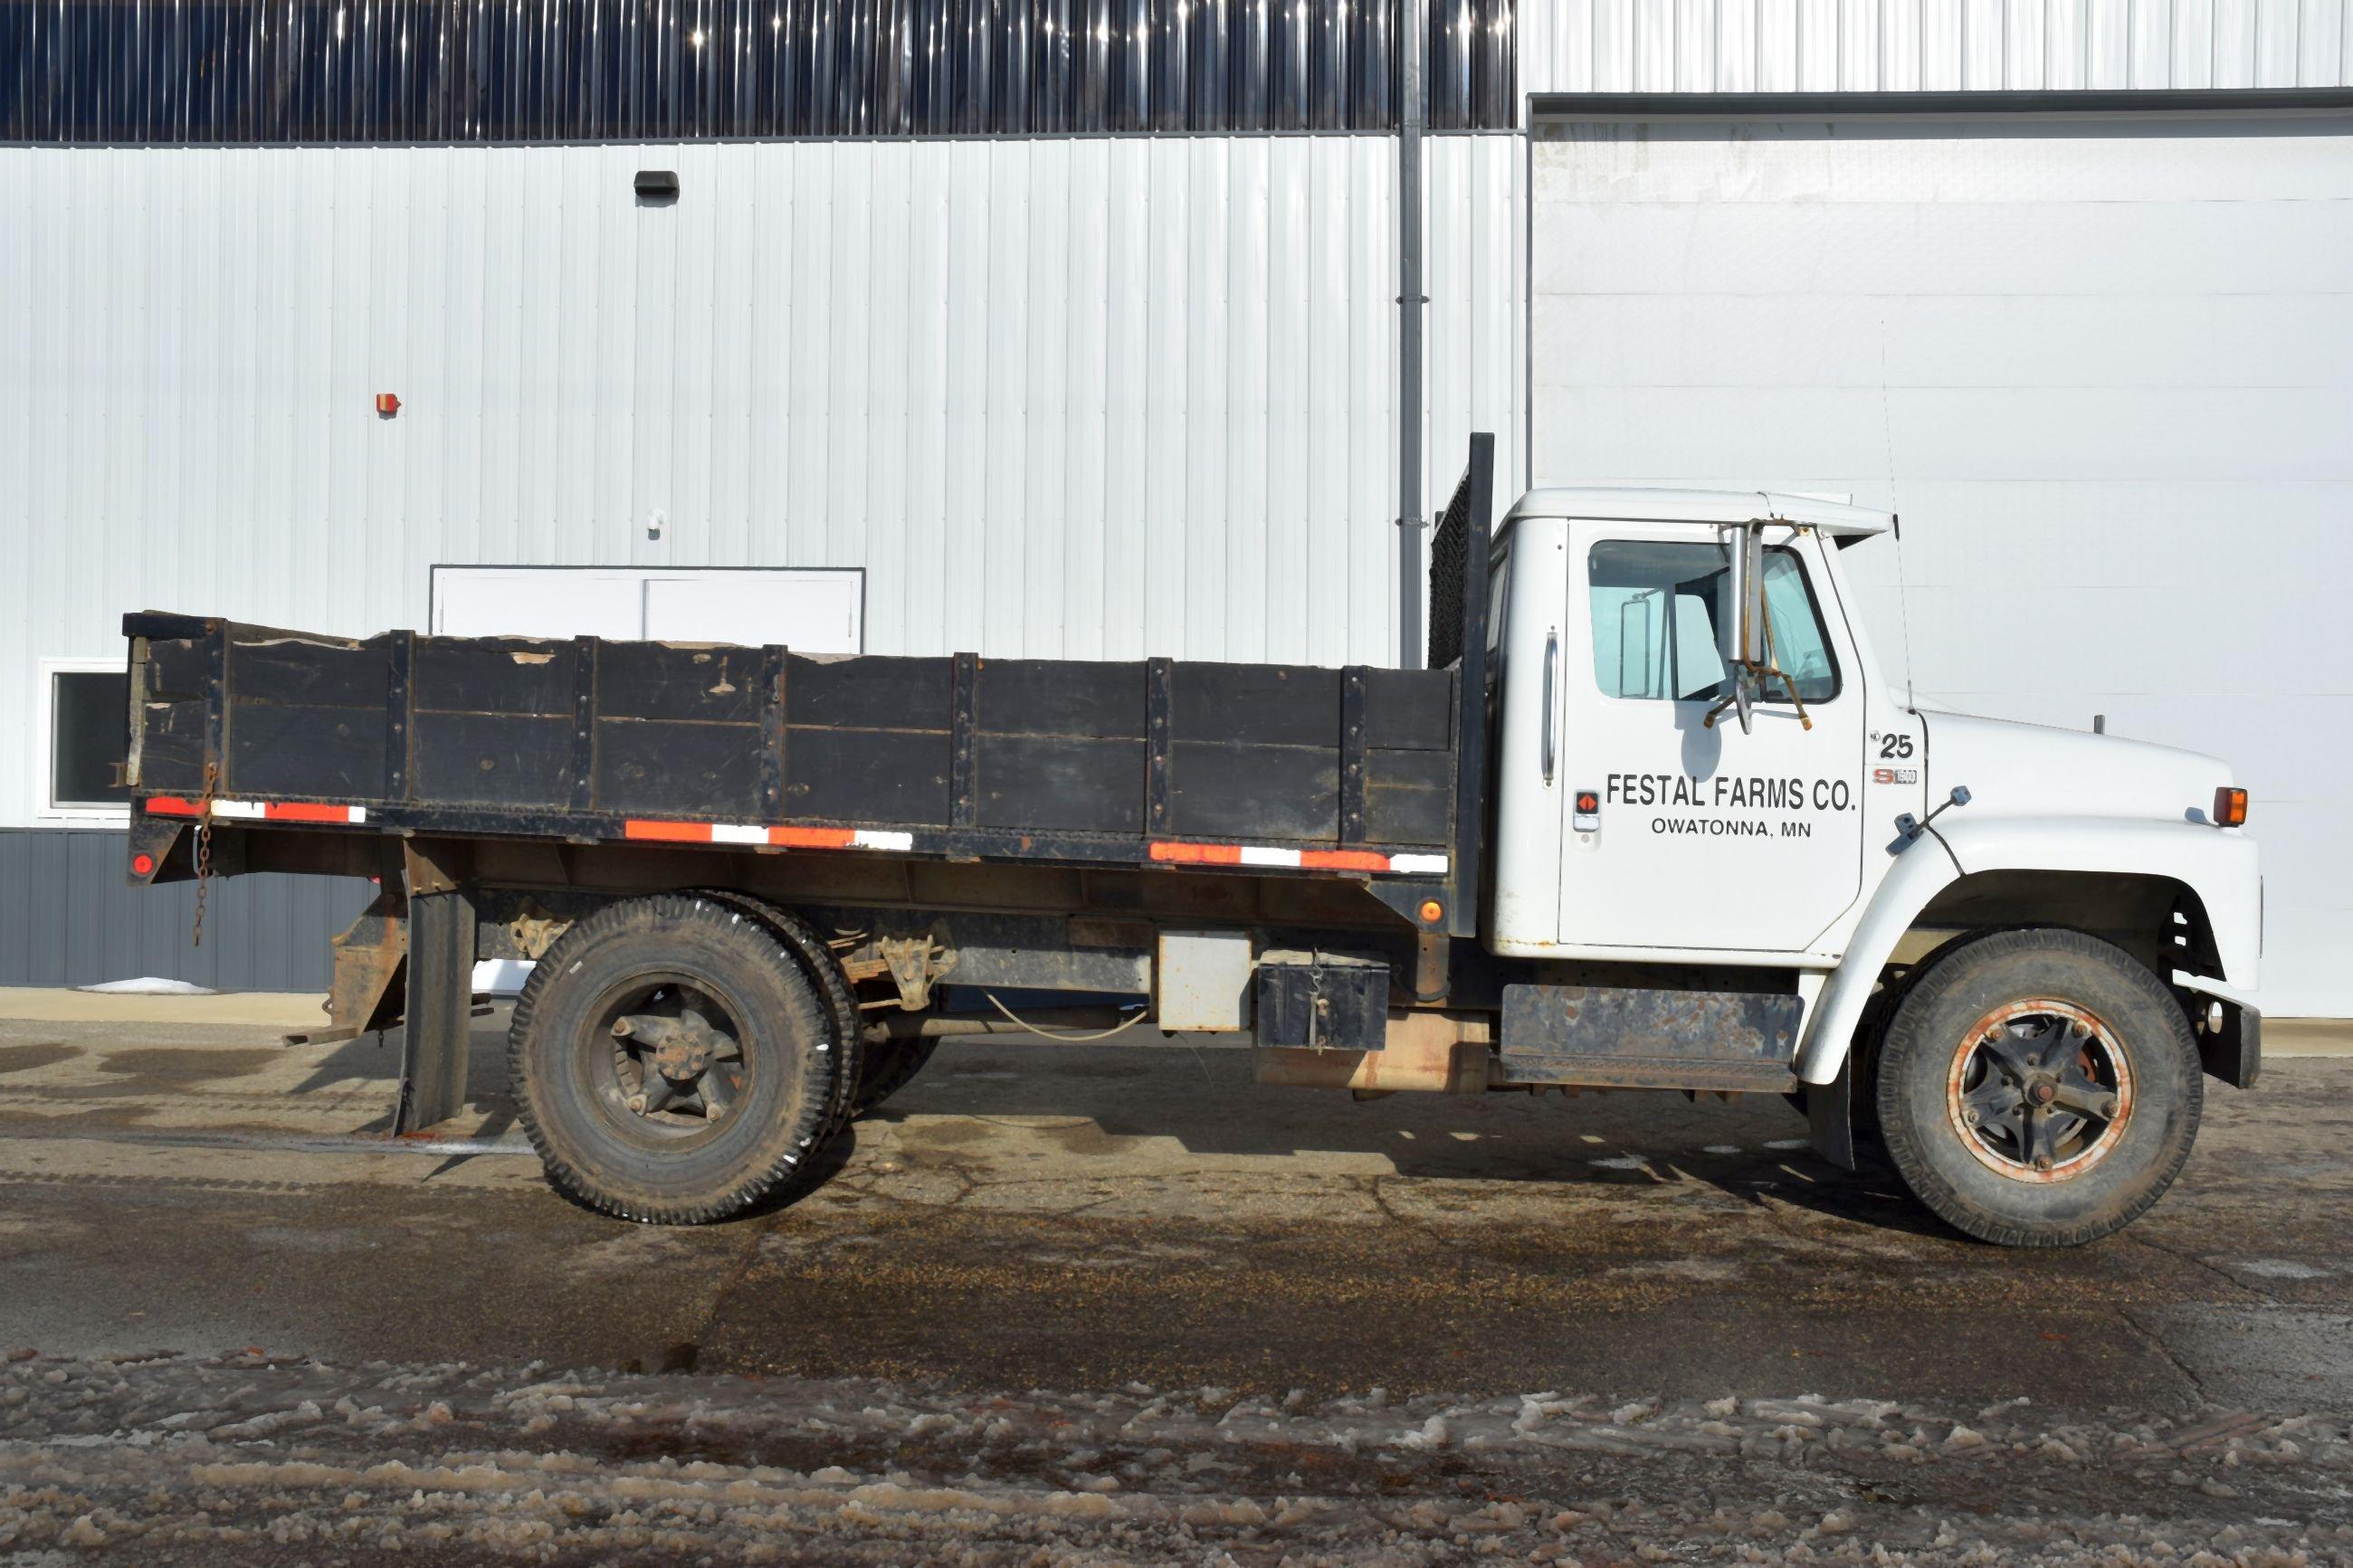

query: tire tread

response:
[508,893,835,1225]
[1872,926,2202,1249]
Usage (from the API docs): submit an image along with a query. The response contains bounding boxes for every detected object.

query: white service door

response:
[1555,524,1864,955]
[642,573,860,652]
[433,570,643,641]
[1529,109,2353,1011]
[433,567,862,652]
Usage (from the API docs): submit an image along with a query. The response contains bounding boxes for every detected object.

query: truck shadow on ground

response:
[282,1021,1951,1240]
[868,1040,1957,1241]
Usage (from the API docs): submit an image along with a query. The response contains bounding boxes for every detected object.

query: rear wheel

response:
[510,894,837,1223]
[853,1038,938,1117]
[691,889,863,1137]
[1874,927,2202,1248]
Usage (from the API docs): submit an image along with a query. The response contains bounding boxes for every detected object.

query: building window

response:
[40,659,132,821]
[0,0,1517,142]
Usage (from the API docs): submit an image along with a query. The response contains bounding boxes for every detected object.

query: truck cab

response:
[1469,488,2261,1242]
[1486,489,1906,963]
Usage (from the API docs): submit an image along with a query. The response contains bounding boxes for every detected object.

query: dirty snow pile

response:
[2,1349,2349,1563]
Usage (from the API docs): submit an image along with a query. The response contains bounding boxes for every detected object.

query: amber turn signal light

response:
[2213,786,2248,827]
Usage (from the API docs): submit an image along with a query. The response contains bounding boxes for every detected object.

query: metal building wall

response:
[0,134,1432,827]
[0,832,367,991]
[1519,0,2353,97]
[0,130,1522,984]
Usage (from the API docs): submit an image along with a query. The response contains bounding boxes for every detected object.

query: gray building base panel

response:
[0,829,367,993]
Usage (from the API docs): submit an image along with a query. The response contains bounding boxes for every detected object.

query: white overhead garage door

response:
[1528,106,2353,1017]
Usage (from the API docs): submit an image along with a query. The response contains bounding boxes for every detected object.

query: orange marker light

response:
[1418,899,1444,924]
[130,852,156,877]
[375,392,401,416]
[1575,790,1600,814]
[2213,786,2248,827]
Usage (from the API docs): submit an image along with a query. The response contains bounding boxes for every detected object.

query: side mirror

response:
[1735,522,1767,666]
[1717,521,1769,735]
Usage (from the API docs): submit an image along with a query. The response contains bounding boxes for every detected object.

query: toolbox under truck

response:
[119,437,2262,1246]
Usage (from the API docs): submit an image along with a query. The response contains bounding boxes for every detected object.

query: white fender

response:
[1795,815,2261,1085]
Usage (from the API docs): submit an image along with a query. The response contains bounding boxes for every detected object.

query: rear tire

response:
[691,890,864,1137]
[510,894,837,1224]
[1874,927,2202,1248]
[853,1038,938,1117]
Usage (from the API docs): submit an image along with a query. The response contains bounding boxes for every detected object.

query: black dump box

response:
[122,439,1494,933]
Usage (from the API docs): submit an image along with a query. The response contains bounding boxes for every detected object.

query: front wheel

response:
[1874,927,2203,1248]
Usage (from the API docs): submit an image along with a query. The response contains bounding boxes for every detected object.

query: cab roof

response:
[1500,486,1895,539]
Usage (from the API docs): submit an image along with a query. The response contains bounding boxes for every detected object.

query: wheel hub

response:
[1945,1000,2134,1183]
[654,1036,711,1080]
[606,988,746,1126]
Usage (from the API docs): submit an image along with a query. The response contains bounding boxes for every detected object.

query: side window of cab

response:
[1588,540,1838,703]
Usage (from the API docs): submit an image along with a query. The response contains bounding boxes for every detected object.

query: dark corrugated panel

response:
[0,831,366,993]
[0,0,1514,139]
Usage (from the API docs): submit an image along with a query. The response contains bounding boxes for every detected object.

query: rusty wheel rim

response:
[586,973,752,1145]
[1945,999,2134,1183]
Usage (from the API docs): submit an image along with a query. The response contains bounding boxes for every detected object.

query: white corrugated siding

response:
[1525,111,2353,1013]
[0,135,1496,828]
[1520,0,2353,96]
[1424,134,1529,545]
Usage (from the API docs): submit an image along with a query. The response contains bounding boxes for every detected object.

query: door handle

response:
[1541,627,1558,786]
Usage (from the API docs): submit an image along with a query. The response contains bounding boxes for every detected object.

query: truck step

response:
[1494,983,1803,1094]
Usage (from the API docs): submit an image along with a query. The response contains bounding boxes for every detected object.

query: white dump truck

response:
[120,436,2259,1245]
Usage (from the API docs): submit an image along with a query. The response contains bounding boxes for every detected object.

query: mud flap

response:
[395,889,477,1135]
[2196,1001,2262,1089]
[1806,1055,1859,1172]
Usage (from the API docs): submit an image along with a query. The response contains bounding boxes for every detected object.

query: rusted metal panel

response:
[283,889,408,1048]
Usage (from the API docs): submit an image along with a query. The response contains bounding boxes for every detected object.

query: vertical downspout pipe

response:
[1396,0,1426,669]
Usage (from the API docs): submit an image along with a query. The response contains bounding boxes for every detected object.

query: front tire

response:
[510,894,838,1224]
[1874,927,2203,1248]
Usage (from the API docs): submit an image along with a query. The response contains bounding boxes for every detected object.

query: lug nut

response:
[2034,1156,2053,1173]
[2099,1097,2120,1119]
[611,1020,634,1038]
[1962,1108,1980,1126]
[626,1091,648,1113]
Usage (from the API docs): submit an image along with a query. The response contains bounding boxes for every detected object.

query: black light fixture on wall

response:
[634,169,680,203]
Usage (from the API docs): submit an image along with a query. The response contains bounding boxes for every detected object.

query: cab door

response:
[1554,523,1865,955]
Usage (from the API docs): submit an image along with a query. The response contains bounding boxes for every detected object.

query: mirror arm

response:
[1703,537,1813,733]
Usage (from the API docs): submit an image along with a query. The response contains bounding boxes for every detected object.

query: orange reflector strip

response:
[1300,849,1391,872]
[144,796,202,817]
[267,801,357,824]
[768,826,857,849]
[1149,841,1243,865]
[623,819,712,843]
